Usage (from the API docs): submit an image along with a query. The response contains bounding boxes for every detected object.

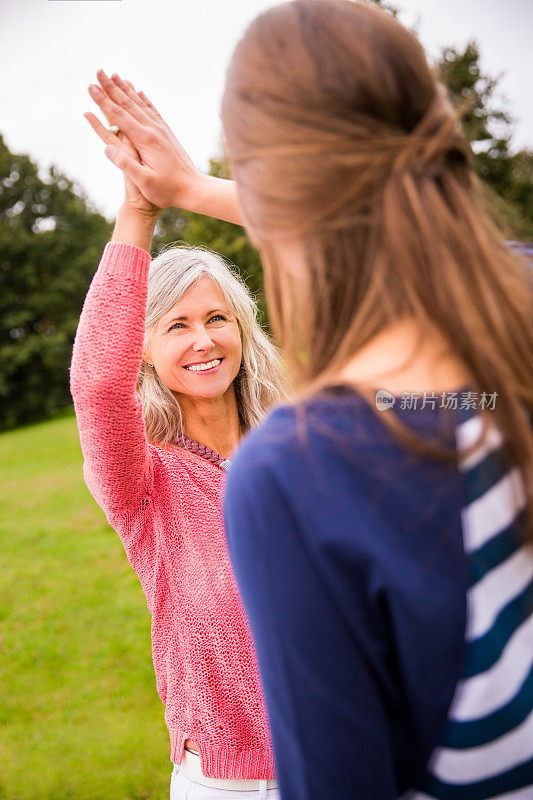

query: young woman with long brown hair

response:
[87,2,533,797]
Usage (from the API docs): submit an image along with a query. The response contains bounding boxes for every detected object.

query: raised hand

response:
[109,77,174,136]
[85,71,243,226]
[85,70,199,210]
[84,112,161,220]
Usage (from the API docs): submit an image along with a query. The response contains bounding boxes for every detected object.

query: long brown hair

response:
[221,0,533,542]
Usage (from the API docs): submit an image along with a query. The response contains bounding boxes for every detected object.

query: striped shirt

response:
[407,411,533,800]
[224,387,533,800]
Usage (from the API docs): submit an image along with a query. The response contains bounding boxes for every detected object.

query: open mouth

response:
[183,357,224,373]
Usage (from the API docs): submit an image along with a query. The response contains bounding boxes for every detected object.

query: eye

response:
[168,322,186,332]
[208,314,226,323]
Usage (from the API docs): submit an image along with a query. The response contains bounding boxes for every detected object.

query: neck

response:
[339,317,472,394]
[178,386,241,460]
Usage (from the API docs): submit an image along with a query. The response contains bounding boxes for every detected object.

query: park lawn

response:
[0,410,170,800]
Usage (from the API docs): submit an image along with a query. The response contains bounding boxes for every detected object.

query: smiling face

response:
[145,276,243,402]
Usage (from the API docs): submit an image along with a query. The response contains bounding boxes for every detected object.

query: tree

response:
[370,0,399,15]
[0,134,111,429]
[372,3,532,240]
[438,42,533,240]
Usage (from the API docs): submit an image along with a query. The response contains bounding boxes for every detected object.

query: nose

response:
[191,325,215,354]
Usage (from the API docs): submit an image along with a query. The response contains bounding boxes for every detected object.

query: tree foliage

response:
[0,134,111,429]
[370,0,399,16]
[436,42,533,239]
[371,0,532,239]
[438,41,510,146]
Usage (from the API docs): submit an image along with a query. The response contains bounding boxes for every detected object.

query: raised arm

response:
[70,136,161,515]
[85,70,244,226]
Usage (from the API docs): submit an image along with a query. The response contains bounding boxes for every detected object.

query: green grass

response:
[0,410,170,799]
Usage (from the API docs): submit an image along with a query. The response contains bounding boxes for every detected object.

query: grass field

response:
[0,410,170,800]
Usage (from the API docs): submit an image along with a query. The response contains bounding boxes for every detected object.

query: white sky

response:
[1,0,531,220]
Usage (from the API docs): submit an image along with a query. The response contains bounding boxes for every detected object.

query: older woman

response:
[70,134,285,799]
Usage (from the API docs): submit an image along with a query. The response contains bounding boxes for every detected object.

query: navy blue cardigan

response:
[223,387,533,800]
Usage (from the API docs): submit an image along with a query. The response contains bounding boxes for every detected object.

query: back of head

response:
[222,0,485,372]
[222,0,533,542]
[223,0,462,236]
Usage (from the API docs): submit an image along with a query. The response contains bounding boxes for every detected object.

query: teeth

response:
[185,358,221,372]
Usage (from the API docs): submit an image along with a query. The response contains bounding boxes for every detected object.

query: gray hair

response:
[137,244,287,444]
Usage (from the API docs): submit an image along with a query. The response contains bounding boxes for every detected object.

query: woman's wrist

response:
[111,203,160,252]
[182,173,243,226]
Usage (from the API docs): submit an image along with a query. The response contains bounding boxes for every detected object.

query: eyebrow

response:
[163,308,228,325]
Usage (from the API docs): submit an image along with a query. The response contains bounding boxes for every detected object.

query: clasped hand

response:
[85,70,200,212]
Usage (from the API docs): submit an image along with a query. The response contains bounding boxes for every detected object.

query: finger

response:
[113,74,173,137]
[88,84,150,145]
[96,69,153,127]
[115,75,169,133]
[138,90,165,123]
[116,130,142,163]
[124,79,142,99]
[105,144,153,189]
[110,73,161,126]
[84,111,121,146]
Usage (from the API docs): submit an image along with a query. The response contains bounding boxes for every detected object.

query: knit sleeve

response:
[70,241,153,514]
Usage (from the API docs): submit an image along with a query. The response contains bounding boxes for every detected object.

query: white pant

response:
[170,764,281,800]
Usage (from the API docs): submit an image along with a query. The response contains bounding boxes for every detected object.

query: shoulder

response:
[226,387,465,561]
[232,387,377,471]
[226,389,395,538]
[228,387,419,496]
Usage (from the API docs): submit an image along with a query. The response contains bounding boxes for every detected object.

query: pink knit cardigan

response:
[70,242,275,779]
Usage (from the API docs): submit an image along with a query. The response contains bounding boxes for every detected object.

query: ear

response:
[142,347,154,368]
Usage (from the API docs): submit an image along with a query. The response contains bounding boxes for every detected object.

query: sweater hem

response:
[169,728,276,780]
